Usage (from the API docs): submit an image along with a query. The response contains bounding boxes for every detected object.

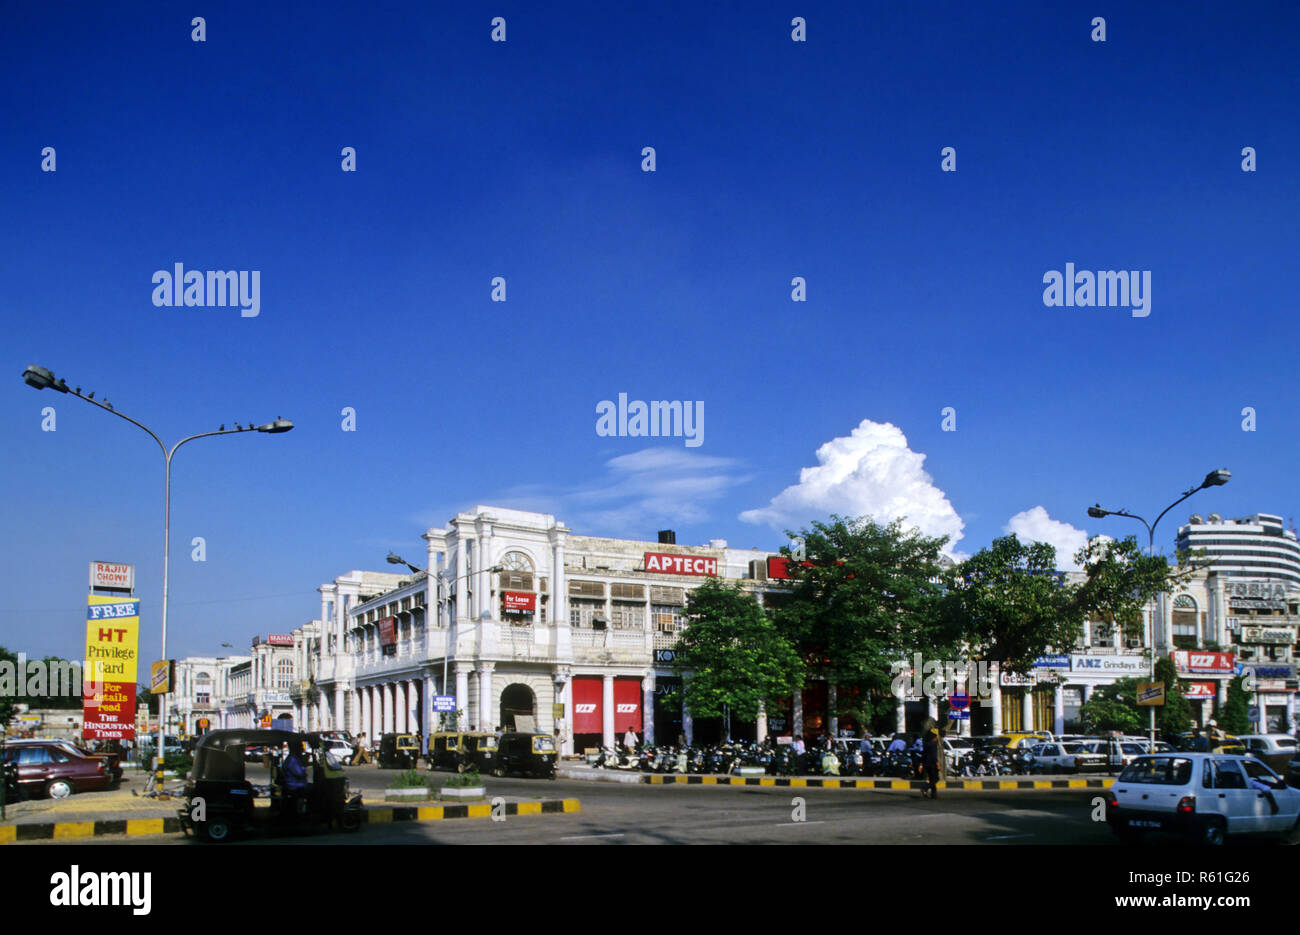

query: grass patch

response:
[389,769,432,790]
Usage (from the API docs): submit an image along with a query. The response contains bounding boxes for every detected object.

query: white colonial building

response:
[173,655,248,736]
[308,506,782,754]
[218,635,305,730]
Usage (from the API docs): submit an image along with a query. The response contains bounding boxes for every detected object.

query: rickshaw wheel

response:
[204,820,231,843]
[341,812,362,832]
[492,765,506,778]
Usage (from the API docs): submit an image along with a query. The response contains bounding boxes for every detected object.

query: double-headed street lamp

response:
[23,364,292,766]
[1086,468,1230,742]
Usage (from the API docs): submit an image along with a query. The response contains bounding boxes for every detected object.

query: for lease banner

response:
[83,594,140,740]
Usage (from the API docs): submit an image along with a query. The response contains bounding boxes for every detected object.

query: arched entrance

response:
[500,683,536,731]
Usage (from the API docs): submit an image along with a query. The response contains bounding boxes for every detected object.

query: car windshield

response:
[1118,757,1193,785]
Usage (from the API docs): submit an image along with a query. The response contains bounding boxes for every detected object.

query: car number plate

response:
[1130,819,1161,828]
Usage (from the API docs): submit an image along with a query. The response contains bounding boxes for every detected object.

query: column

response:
[408,679,420,734]
[602,674,616,749]
[455,664,471,727]
[360,689,371,745]
[371,687,381,740]
[895,683,906,733]
[477,664,495,730]
[756,700,768,743]
[382,683,394,734]
[1022,689,1033,732]
[990,665,1003,735]
[828,681,838,737]
[333,686,344,732]
[793,690,805,738]
[395,681,407,733]
[927,695,938,720]
[682,675,693,744]
[1053,686,1065,736]
[423,675,435,738]
[455,533,468,623]
[642,671,656,745]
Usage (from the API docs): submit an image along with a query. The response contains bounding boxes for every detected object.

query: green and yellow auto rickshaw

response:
[377,733,420,769]
[492,732,558,779]
[427,731,498,773]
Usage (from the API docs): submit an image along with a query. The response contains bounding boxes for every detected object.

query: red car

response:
[2,740,115,799]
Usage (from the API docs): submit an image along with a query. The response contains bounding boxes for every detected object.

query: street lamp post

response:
[23,364,292,772]
[1087,469,1231,743]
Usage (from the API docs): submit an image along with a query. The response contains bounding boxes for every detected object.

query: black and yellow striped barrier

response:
[0,798,582,843]
[646,775,1113,791]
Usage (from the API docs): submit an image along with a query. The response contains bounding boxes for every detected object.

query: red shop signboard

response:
[377,617,396,646]
[572,677,603,734]
[614,677,643,732]
[503,591,535,613]
[1183,681,1217,699]
[1171,651,1235,675]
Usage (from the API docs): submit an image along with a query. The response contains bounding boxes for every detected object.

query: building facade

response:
[218,635,301,730]
[173,655,248,736]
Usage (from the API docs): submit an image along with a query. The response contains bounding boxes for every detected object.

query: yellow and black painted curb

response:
[646,775,1115,791]
[0,798,581,844]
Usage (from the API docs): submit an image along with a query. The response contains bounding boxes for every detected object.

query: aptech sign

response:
[644,552,717,576]
[83,595,140,740]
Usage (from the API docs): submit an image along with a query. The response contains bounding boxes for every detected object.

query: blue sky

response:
[3,2,1298,662]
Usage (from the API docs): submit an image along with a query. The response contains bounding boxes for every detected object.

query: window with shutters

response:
[611,582,645,601]
[1172,610,1198,648]
[500,570,534,591]
[653,605,683,632]
[611,605,644,629]
[569,580,606,598]
[649,586,685,605]
[570,598,605,629]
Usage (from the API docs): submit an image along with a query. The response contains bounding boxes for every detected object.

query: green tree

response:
[939,535,1084,674]
[1219,675,1252,735]
[670,579,803,727]
[1074,536,1187,643]
[1078,677,1144,734]
[773,516,949,726]
[1154,655,1192,738]
[0,646,18,728]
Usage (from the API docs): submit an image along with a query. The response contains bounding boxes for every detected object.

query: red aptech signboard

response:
[644,552,717,576]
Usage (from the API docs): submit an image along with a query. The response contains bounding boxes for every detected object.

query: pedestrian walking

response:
[623,726,638,751]
[920,718,940,800]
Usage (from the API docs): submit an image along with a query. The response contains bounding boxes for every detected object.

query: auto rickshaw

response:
[427,731,499,773]
[377,733,420,769]
[177,729,363,842]
[492,732,558,778]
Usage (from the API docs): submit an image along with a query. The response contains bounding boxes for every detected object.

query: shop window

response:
[1172,610,1198,649]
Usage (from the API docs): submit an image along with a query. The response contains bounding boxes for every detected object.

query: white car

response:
[1027,742,1106,774]
[321,739,354,764]
[1105,753,1300,845]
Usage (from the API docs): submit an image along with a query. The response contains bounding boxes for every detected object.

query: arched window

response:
[1172,595,1198,649]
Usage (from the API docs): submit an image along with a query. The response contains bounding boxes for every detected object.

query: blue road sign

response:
[433,695,457,712]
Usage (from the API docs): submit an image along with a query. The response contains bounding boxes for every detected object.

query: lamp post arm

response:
[1150,483,1207,552]
[67,389,167,458]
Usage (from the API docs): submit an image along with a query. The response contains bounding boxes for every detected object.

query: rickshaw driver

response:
[281,740,310,823]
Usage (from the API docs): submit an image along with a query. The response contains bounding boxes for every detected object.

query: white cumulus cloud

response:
[739,420,965,553]
[1004,506,1088,570]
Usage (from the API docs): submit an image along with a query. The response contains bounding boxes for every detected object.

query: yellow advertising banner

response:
[150,660,174,694]
[1137,681,1165,706]
[84,594,141,740]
